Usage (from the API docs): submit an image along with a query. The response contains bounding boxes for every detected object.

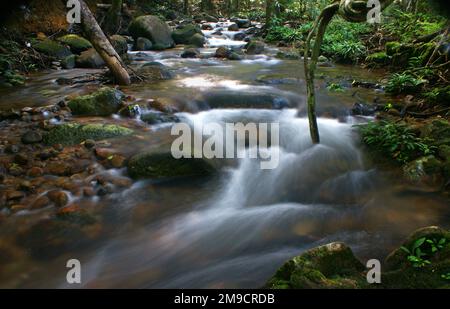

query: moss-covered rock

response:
[75,48,105,68]
[68,87,125,116]
[140,112,179,125]
[109,35,128,56]
[385,41,401,56]
[61,54,76,69]
[245,40,265,55]
[188,33,206,48]
[136,37,153,51]
[266,227,450,289]
[127,150,215,179]
[366,52,390,65]
[266,242,366,289]
[57,34,92,54]
[172,24,203,45]
[33,39,72,59]
[44,123,133,146]
[128,15,175,49]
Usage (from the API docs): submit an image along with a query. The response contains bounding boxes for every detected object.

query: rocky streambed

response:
[1,18,450,288]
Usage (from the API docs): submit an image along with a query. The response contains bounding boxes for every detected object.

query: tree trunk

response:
[184,0,190,15]
[79,0,130,85]
[266,0,274,26]
[105,0,123,34]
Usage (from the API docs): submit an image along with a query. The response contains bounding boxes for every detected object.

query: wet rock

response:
[188,33,206,48]
[351,102,379,116]
[110,155,127,168]
[57,34,92,54]
[94,147,115,160]
[181,48,200,58]
[202,24,213,30]
[44,123,133,146]
[202,90,292,109]
[215,46,232,58]
[27,167,44,177]
[5,144,20,154]
[234,32,246,41]
[109,35,129,56]
[203,14,218,23]
[228,23,239,31]
[68,87,125,116]
[275,51,300,60]
[245,40,265,55]
[136,37,153,51]
[14,153,29,165]
[61,55,76,69]
[236,19,251,28]
[136,62,174,81]
[31,195,50,210]
[84,139,96,149]
[128,15,175,49]
[172,24,203,44]
[75,48,105,68]
[266,242,365,289]
[140,111,180,125]
[403,155,444,188]
[21,131,43,144]
[127,150,216,179]
[46,162,72,176]
[33,39,72,59]
[5,190,25,201]
[9,165,23,176]
[47,190,69,207]
[228,52,242,61]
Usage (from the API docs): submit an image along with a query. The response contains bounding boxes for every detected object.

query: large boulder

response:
[68,87,125,116]
[75,48,105,68]
[33,39,72,59]
[44,123,133,146]
[172,24,203,45]
[128,15,175,49]
[57,34,92,54]
[235,19,251,28]
[136,62,174,81]
[265,242,366,289]
[127,150,215,179]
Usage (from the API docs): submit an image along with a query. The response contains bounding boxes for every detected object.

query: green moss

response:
[172,24,202,44]
[127,151,215,179]
[57,34,92,54]
[33,39,72,59]
[386,42,401,56]
[366,52,390,65]
[68,87,125,116]
[44,123,133,146]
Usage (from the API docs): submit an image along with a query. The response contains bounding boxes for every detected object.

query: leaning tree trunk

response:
[79,0,131,85]
[303,0,394,144]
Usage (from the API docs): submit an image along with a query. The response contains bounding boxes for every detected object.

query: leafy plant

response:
[401,237,431,268]
[358,121,436,163]
[327,83,344,92]
[441,273,450,280]
[385,72,426,95]
[400,236,448,268]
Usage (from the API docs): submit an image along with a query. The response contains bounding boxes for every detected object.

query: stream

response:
[1,21,450,289]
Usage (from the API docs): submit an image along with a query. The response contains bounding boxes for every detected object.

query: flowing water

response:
[1,21,449,288]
